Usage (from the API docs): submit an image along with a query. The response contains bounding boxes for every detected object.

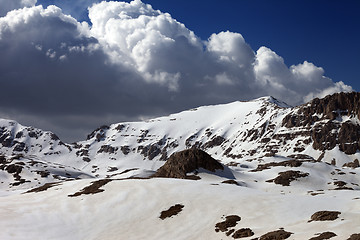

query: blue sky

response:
[152,0,360,91]
[1,0,359,141]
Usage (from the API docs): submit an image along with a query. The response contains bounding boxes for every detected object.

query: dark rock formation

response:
[152,149,224,179]
[259,229,292,240]
[309,211,341,222]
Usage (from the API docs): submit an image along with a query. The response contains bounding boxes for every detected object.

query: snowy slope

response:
[0,92,360,239]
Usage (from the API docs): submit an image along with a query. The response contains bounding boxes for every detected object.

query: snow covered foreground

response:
[1,177,359,240]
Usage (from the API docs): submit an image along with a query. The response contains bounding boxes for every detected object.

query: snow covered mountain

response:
[0,92,360,239]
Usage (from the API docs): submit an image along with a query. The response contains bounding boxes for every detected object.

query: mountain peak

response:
[251,96,292,108]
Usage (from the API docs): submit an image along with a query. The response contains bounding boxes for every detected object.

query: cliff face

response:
[282,92,360,154]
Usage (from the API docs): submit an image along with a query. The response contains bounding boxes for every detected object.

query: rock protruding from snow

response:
[152,149,224,179]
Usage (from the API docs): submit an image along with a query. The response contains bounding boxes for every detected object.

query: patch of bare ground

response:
[259,229,293,240]
[25,182,62,193]
[159,204,184,220]
[232,228,254,239]
[333,181,354,190]
[68,179,112,197]
[308,211,341,222]
[215,215,241,233]
[266,170,309,186]
[222,179,239,185]
[309,232,337,240]
[251,160,303,172]
[348,234,360,240]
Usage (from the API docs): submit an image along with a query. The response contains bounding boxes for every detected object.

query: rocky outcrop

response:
[282,92,360,155]
[152,149,224,179]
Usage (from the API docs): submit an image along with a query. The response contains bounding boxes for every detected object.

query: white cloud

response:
[0,0,354,141]
[304,81,353,103]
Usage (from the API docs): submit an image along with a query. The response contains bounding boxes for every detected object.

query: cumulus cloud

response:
[0,0,353,141]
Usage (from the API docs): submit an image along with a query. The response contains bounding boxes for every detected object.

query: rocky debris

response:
[152,149,224,179]
[259,229,292,240]
[68,179,112,197]
[137,144,162,160]
[86,125,109,141]
[309,211,341,222]
[137,130,149,143]
[203,136,225,149]
[121,146,131,155]
[309,232,337,240]
[348,234,360,240]
[333,181,353,190]
[159,204,184,220]
[97,145,118,154]
[215,215,241,233]
[185,134,197,148]
[76,149,89,157]
[115,124,126,132]
[266,170,309,186]
[232,228,254,239]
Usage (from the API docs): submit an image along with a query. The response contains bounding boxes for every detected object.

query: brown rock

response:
[232,228,254,238]
[309,211,341,222]
[309,232,337,240]
[152,149,224,179]
[215,215,241,232]
[159,204,184,220]
[259,229,292,240]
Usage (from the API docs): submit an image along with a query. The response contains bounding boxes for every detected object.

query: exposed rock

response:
[97,145,118,154]
[215,215,241,233]
[25,182,62,193]
[259,229,292,240]
[152,149,224,179]
[309,232,337,240]
[120,146,131,155]
[203,136,225,149]
[86,125,109,141]
[232,228,254,239]
[309,211,341,222]
[348,234,360,240]
[343,159,360,168]
[251,160,303,172]
[338,121,360,154]
[267,170,309,186]
[222,179,239,185]
[312,121,338,151]
[68,179,112,197]
[159,204,184,220]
